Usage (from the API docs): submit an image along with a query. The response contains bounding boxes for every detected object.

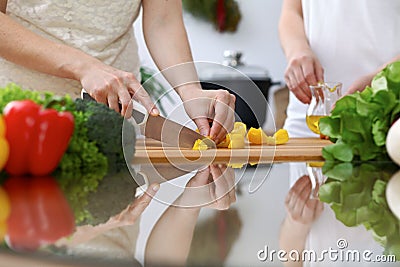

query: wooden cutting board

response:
[133,138,331,164]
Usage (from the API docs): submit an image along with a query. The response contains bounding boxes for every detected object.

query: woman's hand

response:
[178,164,236,210]
[79,62,159,117]
[179,88,236,144]
[284,49,324,104]
[285,175,324,228]
[345,73,375,96]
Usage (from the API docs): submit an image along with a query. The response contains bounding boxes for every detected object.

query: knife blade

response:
[81,90,216,149]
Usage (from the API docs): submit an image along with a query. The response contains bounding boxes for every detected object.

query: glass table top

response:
[0,160,399,267]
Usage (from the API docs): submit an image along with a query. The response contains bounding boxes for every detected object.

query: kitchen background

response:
[134,1,290,266]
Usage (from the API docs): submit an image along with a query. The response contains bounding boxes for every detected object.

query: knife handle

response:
[81,88,149,126]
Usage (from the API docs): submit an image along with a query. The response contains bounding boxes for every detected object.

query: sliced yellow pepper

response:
[228,162,245,169]
[231,122,247,136]
[273,129,289,145]
[247,127,289,145]
[247,127,269,145]
[227,133,245,149]
[192,138,210,150]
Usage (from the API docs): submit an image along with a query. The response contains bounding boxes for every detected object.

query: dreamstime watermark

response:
[257,238,396,263]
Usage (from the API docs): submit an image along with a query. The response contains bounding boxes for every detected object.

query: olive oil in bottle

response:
[306,115,326,134]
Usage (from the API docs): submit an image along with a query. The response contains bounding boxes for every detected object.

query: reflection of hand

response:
[179,89,236,144]
[80,62,158,117]
[107,183,160,227]
[179,164,236,210]
[284,49,324,104]
[285,175,323,227]
[56,183,159,247]
[345,73,375,96]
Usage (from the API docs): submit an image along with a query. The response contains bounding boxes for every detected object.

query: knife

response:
[81,89,216,149]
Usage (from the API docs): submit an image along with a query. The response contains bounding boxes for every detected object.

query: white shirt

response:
[284,0,400,137]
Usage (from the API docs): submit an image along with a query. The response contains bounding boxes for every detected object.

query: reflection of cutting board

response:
[133,138,331,164]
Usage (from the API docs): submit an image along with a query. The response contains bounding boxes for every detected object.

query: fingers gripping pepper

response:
[3,100,74,176]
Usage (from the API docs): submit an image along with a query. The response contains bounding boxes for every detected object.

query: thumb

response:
[193,117,211,137]
[129,183,159,216]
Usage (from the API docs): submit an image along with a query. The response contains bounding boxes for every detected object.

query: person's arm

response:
[0,2,155,116]
[279,0,324,104]
[142,0,235,142]
[145,165,236,266]
[279,175,323,267]
[346,54,400,94]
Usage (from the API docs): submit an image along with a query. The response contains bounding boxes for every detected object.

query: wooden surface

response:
[133,138,331,164]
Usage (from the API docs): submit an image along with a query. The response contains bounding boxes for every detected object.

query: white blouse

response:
[284,0,400,137]
[1,0,142,98]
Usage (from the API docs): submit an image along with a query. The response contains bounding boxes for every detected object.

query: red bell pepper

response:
[3,100,74,176]
[4,176,75,251]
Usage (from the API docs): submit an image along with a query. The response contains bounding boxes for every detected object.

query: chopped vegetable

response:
[227,133,245,149]
[273,129,290,145]
[3,100,74,176]
[193,138,211,150]
[231,121,247,136]
[247,127,268,145]
[247,127,289,145]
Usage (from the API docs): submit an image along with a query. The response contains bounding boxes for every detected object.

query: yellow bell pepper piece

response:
[247,127,289,145]
[227,133,245,149]
[0,116,9,171]
[227,162,245,169]
[217,134,230,148]
[247,127,269,145]
[231,122,247,136]
[272,129,290,145]
[192,138,210,150]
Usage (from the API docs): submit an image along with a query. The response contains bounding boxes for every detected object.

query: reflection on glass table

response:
[281,161,400,267]
[0,161,399,266]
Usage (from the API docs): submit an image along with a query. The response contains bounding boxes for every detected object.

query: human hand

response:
[56,183,159,247]
[285,175,324,228]
[179,89,236,144]
[178,164,236,210]
[107,183,160,226]
[345,73,375,96]
[284,49,324,104]
[79,62,159,117]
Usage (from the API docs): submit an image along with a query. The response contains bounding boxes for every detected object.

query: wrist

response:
[175,83,203,99]
[283,216,312,237]
[59,54,101,82]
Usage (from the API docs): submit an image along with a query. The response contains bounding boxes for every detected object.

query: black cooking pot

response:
[198,51,280,129]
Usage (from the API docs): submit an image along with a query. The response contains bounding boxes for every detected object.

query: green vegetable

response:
[74,98,136,174]
[320,61,400,162]
[0,83,137,223]
[320,162,400,259]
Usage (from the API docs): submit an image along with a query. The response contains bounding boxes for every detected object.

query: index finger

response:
[128,83,159,116]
